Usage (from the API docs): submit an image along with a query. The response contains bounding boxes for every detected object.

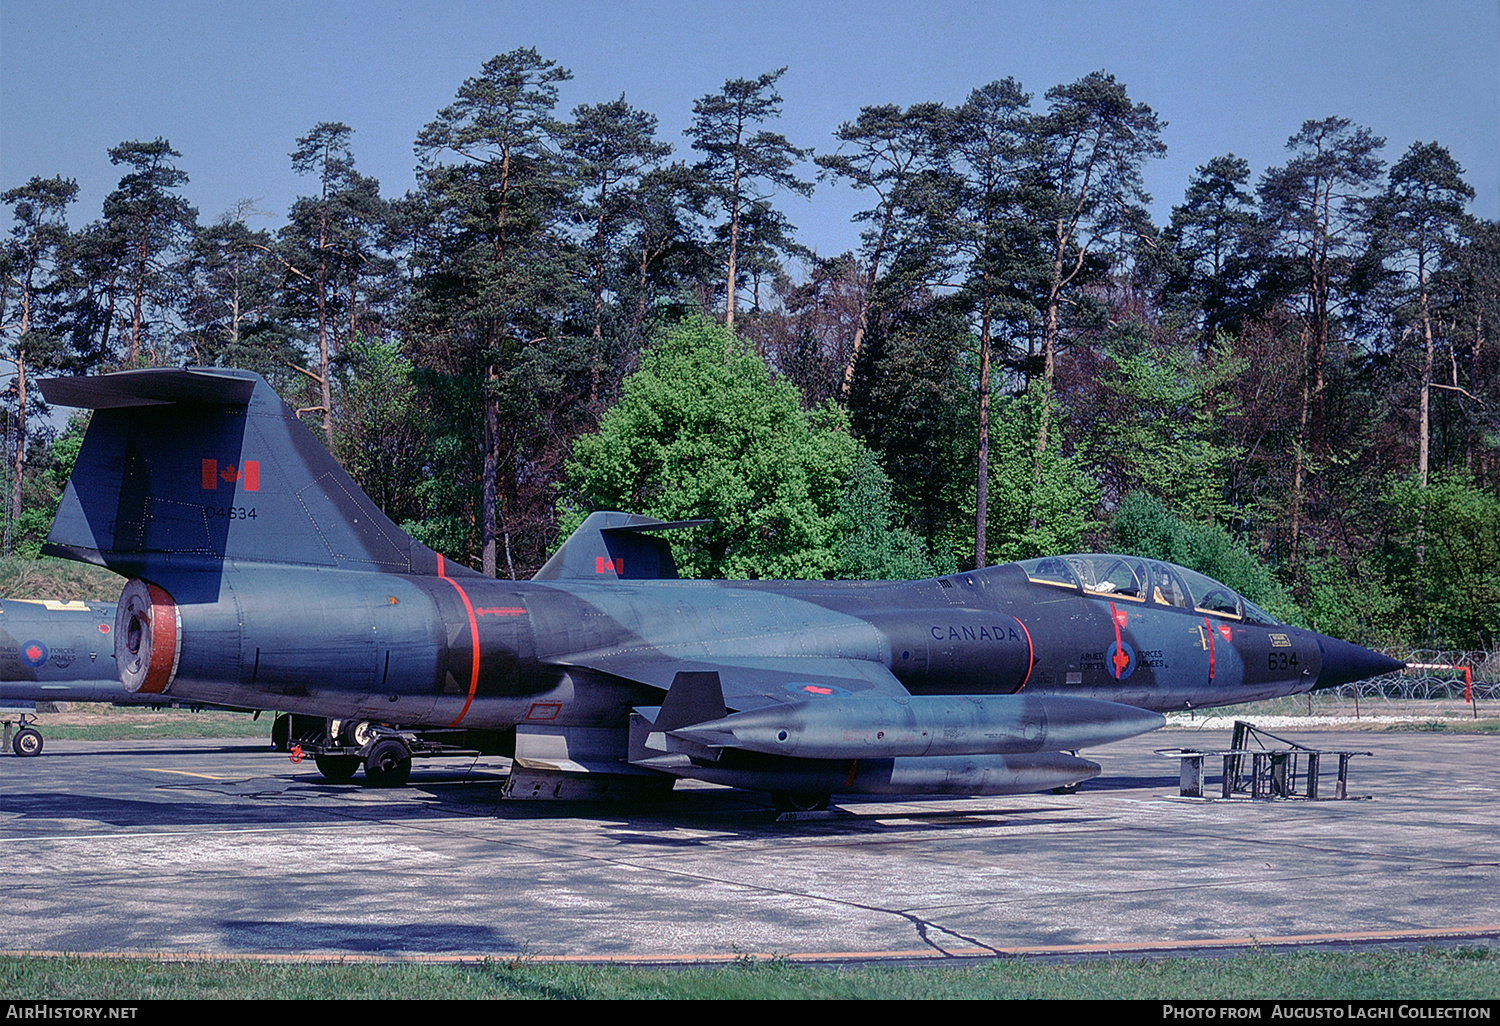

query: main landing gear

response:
[275,715,468,788]
[771,791,831,813]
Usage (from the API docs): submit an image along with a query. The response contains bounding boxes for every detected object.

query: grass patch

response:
[1382,718,1500,734]
[1169,693,1493,729]
[26,710,272,741]
[0,555,122,602]
[0,948,1493,1000]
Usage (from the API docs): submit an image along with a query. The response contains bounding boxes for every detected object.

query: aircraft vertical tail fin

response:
[532,512,711,581]
[41,368,452,596]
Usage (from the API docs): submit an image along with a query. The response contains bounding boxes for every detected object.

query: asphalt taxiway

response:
[1,726,1495,963]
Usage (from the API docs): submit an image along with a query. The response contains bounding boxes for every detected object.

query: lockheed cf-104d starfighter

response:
[0,598,261,756]
[36,368,1402,805]
[0,598,121,756]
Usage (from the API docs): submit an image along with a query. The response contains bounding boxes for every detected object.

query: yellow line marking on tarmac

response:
[4,925,1497,965]
[143,768,237,780]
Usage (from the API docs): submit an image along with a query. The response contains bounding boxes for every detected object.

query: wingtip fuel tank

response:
[670,694,1166,760]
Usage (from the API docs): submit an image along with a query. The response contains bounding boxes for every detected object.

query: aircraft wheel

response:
[363,739,412,788]
[314,754,360,783]
[772,791,829,813]
[270,714,290,751]
[12,727,43,757]
[1051,783,1081,795]
[340,720,376,747]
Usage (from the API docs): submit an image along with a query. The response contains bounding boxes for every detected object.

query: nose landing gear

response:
[4,714,44,757]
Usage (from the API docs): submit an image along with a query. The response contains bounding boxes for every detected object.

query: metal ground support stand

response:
[1159,721,1371,800]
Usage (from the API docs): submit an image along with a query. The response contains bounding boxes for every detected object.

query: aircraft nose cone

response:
[1314,635,1405,691]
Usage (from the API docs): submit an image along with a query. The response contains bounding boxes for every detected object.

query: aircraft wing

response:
[565,650,1163,766]
[553,652,911,711]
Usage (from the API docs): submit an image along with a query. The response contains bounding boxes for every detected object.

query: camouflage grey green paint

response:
[0,598,120,705]
[37,369,1402,802]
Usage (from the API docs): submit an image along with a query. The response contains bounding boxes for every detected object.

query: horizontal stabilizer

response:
[40,368,256,409]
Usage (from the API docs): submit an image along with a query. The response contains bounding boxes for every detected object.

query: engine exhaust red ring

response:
[115,579,180,694]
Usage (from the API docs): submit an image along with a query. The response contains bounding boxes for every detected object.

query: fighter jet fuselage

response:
[131,563,1339,731]
[36,368,1402,801]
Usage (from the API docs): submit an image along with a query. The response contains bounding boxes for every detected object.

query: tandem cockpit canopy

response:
[1016,554,1279,625]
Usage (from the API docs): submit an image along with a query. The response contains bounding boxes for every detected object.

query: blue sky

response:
[3,0,1496,258]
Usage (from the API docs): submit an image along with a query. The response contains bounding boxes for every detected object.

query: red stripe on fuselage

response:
[1012,615,1034,692]
[1109,601,1128,679]
[437,554,481,727]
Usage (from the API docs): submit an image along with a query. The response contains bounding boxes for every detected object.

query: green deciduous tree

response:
[563,316,858,579]
[332,336,428,527]
[1082,326,1244,521]
[1379,477,1500,648]
[976,388,1100,564]
[834,449,942,579]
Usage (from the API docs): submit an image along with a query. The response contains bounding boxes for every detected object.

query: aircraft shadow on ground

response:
[1,761,1126,835]
[1078,774,1183,791]
[27,743,276,759]
[215,919,514,954]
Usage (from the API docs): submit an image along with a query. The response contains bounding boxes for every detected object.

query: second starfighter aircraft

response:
[38,369,1401,805]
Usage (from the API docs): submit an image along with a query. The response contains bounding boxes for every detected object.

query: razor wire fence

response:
[1305,648,1496,713]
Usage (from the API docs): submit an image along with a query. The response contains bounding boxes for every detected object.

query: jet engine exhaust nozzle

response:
[115,579,180,694]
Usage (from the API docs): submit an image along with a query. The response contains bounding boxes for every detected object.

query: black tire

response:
[314,753,360,782]
[1051,783,1082,795]
[340,720,376,747]
[363,738,412,788]
[12,727,43,757]
[270,713,290,751]
[772,791,829,813]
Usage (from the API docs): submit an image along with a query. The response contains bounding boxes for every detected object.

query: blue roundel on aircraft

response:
[784,681,851,698]
[20,640,49,668]
[1107,641,1136,680]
